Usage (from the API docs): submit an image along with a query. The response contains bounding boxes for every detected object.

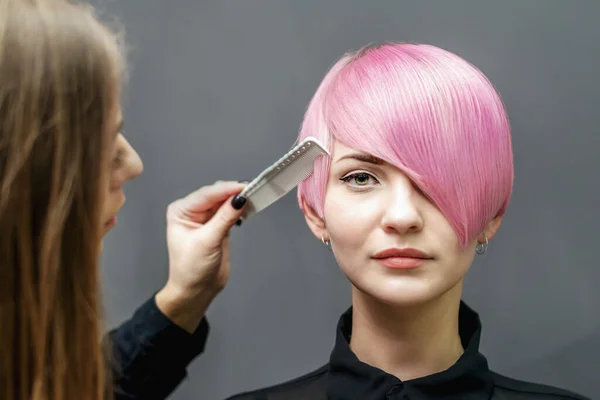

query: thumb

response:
[203,194,248,240]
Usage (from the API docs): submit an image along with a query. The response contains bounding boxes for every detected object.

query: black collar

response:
[327,301,494,400]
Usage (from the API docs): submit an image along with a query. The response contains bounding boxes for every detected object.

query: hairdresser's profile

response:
[222,43,591,400]
[0,1,245,399]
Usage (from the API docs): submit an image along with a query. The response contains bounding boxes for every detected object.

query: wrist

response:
[155,282,219,334]
[165,280,221,303]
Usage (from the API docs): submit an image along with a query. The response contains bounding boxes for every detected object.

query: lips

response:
[104,216,117,229]
[104,200,125,229]
[372,248,432,259]
[372,248,433,269]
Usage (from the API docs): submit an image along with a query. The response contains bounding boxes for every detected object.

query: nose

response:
[122,137,144,181]
[380,176,424,235]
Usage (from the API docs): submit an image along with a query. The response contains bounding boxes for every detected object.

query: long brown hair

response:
[0,1,124,398]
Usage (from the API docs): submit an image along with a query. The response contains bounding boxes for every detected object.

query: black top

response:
[108,295,210,399]
[226,302,591,400]
[108,297,591,399]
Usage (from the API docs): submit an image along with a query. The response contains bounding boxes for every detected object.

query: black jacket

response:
[226,302,591,400]
[109,298,591,400]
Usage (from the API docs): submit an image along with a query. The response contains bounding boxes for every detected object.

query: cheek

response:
[108,168,121,191]
[98,175,112,220]
[430,209,476,274]
[323,188,381,253]
[103,170,121,205]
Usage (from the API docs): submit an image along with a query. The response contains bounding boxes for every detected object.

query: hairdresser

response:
[0,1,245,399]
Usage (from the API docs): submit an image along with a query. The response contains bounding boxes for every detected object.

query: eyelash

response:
[340,172,380,190]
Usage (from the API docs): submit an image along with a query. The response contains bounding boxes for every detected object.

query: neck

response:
[349,282,464,381]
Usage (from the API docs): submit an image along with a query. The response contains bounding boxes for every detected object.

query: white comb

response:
[240,137,329,218]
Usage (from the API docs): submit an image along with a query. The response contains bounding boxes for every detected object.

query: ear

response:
[477,215,503,244]
[300,196,328,241]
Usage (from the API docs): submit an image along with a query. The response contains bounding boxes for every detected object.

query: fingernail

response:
[235,218,243,226]
[231,194,247,210]
[239,180,250,184]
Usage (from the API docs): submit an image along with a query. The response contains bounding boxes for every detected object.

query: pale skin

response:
[302,140,502,381]
[103,109,247,334]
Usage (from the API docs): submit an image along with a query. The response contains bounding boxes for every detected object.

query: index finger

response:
[180,181,246,213]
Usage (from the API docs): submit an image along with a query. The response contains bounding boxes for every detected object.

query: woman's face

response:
[101,109,144,235]
[304,141,500,306]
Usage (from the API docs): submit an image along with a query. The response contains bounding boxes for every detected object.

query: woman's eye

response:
[340,172,379,188]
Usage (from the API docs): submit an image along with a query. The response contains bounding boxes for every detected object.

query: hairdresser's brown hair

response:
[0,0,124,399]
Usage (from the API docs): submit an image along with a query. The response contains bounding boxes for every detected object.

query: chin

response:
[349,272,457,307]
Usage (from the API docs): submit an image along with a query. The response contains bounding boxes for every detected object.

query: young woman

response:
[225,43,590,400]
[0,1,247,399]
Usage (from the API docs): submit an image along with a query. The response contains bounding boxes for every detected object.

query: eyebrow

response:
[336,153,384,165]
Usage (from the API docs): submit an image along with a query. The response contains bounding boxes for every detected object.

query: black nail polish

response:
[235,218,243,226]
[231,194,247,210]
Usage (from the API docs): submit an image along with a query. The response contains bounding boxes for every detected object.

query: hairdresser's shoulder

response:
[490,371,592,400]
[224,364,328,400]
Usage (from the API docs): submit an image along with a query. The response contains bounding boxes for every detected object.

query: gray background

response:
[96,1,600,399]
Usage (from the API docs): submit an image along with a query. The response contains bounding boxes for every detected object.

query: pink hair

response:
[297,42,514,247]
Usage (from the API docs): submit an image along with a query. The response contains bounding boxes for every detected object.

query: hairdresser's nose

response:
[381,176,424,235]
[122,137,144,182]
[111,136,143,190]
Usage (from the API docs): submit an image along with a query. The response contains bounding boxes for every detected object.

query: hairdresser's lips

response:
[371,248,433,269]
[104,216,117,231]
[104,199,125,233]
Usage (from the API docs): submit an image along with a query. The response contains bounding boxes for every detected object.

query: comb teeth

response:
[241,138,328,218]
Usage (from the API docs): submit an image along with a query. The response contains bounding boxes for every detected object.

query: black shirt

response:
[226,302,591,400]
[108,296,210,399]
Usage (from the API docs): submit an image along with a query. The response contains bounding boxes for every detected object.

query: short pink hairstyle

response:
[297,42,514,247]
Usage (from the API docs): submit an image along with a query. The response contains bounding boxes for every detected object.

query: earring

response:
[321,234,332,251]
[476,235,488,255]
